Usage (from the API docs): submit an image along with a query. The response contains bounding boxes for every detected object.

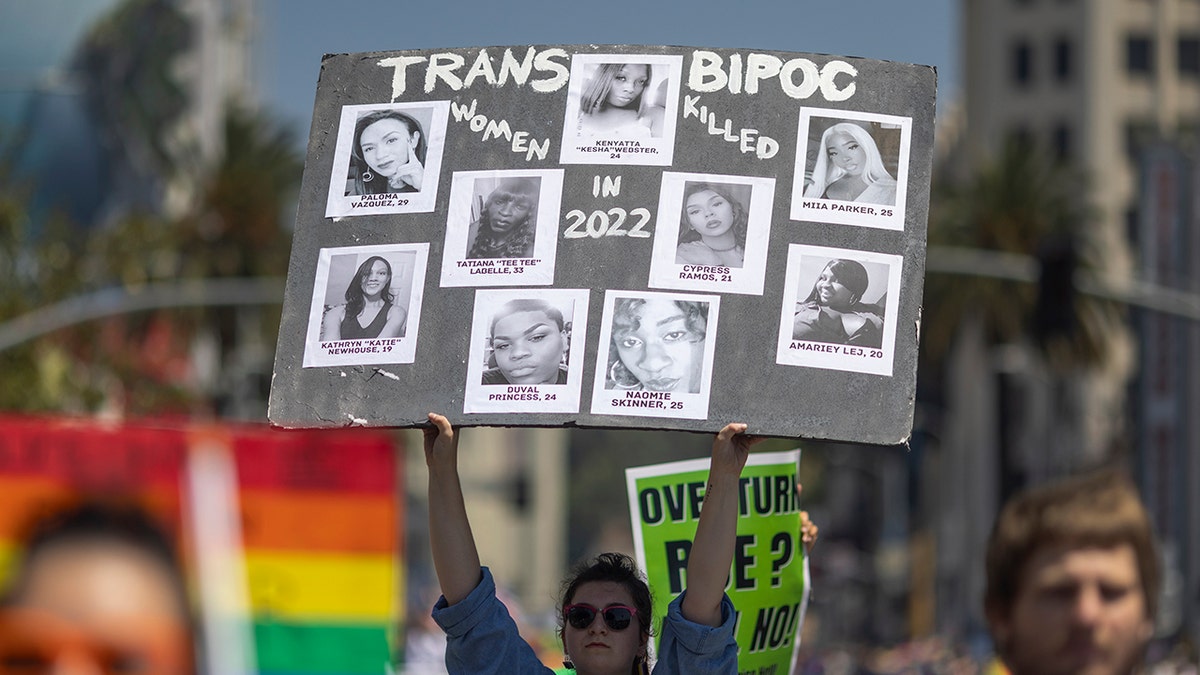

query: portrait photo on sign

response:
[440,169,565,288]
[303,243,430,367]
[646,172,776,296]
[324,101,450,218]
[559,53,682,166]
[463,288,590,414]
[789,108,912,231]
[775,244,902,376]
[590,290,720,421]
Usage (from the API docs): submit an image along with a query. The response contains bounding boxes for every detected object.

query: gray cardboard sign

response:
[267,44,936,445]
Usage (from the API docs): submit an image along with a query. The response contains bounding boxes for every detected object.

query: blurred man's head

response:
[984,469,1159,675]
[0,501,194,675]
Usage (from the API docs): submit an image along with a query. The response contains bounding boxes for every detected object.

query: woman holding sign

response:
[792,258,883,349]
[804,122,897,205]
[422,414,815,674]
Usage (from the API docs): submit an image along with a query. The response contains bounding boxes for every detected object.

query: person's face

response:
[826,131,867,176]
[684,189,735,238]
[815,266,856,310]
[0,543,193,675]
[360,259,390,298]
[485,192,532,235]
[359,118,417,177]
[562,581,645,675]
[614,299,705,393]
[990,544,1152,675]
[491,309,565,385]
[606,65,648,109]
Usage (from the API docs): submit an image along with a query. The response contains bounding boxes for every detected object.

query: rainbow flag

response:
[0,416,401,675]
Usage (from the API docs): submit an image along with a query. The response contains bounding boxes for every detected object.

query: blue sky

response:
[257,0,958,142]
[0,0,958,143]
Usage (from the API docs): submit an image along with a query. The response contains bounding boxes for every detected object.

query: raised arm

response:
[680,422,757,627]
[423,413,482,605]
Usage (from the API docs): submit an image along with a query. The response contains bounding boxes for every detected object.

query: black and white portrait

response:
[464,288,589,414]
[560,54,682,166]
[325,102,449,217]
[466,176,541,260]
[674,181,753,268]
[591,290,720,420]
[789,108,912,231]
[440,169,564,288]
[303,243,430,367]
[647,172,775,296]
[775,244,902,376]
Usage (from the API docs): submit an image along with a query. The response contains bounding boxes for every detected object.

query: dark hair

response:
[677,182,748,249]
[580,63,654,116]
[559,552,654,646]
[344,255,395,321]
[984,469,1160,635]
[490,299,565,337]
[351,110,427,195]
[607,298,708,389]
[804,258,870,306]
[2,500,189,617]
[467,178,539,259]
[612,298,708,343]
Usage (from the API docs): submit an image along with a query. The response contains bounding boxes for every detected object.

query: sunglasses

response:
[563,603,638,631]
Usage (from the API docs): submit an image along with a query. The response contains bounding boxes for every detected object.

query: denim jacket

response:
[432,567,738,674]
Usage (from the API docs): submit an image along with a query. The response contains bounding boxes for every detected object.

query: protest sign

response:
[626,451,809,673]
[268,44,936,443]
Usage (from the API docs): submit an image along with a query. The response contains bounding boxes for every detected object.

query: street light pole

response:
[0,277,285,353]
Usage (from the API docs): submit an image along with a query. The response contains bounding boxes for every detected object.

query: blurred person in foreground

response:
[984,469,1159,675]
[0,501,195,674]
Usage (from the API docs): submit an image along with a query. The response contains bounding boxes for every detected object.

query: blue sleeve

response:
[431,567,554,675]
[651,592,739,675]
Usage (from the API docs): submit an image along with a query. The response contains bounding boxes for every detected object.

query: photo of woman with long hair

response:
[347,109,427,195]
[466,177,540,259]
[577,63,666,139]
[803,122,897,205]
[674,182,749,268]
[320,255,408,341]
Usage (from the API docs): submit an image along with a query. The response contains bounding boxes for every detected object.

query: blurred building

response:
[0,0,290,422]
[963,0,1200,468]
[0,0,121,224]
[1133,145,1199,653]
[2,0,255,226]
[952,0,1200,651]
[403,427,569,634]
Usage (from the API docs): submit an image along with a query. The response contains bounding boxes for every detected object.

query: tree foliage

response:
[0,103,301,415]
[922,142,1123,373]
